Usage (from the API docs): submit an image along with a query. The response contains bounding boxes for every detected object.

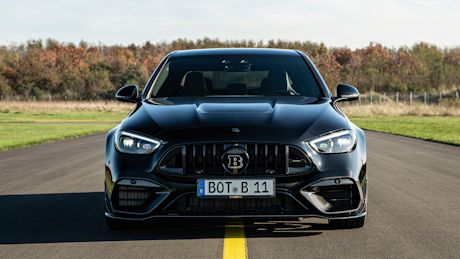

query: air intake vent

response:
[316,185,354,209]
[301,178,362,214]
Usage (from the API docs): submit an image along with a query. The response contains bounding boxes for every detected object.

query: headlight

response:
[115,131,162,154]
[307,130,356,154]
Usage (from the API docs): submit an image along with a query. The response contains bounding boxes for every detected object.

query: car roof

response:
[171,48,301,57]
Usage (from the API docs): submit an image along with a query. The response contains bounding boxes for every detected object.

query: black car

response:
[104,48,367,229]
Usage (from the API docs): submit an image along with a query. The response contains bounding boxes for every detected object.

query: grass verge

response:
[349,116,460,146]
[0,101,133,123]
[0,124,115,151]
[0,110,128,123]
[2,101,460,151]
[340,104,460,117]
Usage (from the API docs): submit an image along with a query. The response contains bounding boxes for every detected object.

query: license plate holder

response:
[197,179,275,198]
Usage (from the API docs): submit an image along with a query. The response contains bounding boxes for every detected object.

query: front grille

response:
[159,143,311,176]
[188,144,286,175]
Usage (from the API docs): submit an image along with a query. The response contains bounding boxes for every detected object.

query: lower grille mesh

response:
[188,195,284,213]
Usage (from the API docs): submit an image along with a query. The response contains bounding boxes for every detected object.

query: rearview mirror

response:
[116,85,140,103]
[336,84,359,102]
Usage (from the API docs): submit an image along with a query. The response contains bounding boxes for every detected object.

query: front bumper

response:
[105,212,367,221]
[104,128,367,221]
[104,171,368,221]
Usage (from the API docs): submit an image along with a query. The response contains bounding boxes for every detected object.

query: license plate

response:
[197,179,275,198]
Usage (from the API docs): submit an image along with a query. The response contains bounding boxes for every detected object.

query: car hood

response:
[122,96,348,144]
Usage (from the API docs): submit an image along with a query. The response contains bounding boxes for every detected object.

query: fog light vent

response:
[118,185,154,207]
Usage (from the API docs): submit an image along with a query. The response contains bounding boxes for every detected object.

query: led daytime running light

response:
[115,131,162,154]
[308,130,356,154]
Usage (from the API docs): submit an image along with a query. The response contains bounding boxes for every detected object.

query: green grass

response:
[0,124,116,151]
[349,116,460,146]
[2,108,460,152]
[0,110,127,123]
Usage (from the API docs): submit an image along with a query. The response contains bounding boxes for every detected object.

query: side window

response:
[151,62,170,96]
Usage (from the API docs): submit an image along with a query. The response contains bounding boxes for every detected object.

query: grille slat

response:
[213,145,216,175]
[274,145,278,173]
[254,144,258,175]
[202,144,206,175]
[192,146,196,174]
[264,145,268,173]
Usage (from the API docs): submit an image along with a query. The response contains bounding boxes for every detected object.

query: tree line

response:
[0,37,459,99]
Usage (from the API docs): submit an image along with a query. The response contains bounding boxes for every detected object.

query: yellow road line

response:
[223,220,247,259]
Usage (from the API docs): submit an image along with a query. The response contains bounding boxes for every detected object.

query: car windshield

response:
[149,54,323,98]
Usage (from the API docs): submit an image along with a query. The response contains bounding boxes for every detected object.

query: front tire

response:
[105,216,144,229]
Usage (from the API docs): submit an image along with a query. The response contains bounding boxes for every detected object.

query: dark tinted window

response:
[150,55,323,97]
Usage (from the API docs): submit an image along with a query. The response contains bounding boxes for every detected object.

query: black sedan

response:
[104,48,367,229]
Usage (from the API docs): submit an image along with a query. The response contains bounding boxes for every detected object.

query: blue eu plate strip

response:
[197,180,205,196]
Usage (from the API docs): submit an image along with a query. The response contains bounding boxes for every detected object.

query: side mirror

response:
[336,84,359,102]
[116,85,140,103]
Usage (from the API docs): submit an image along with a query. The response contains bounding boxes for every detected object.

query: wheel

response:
[105,216,144,229]
[328,215,366,229]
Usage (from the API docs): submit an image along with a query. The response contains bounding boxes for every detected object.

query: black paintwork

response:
[170,48,301,57]
[105,48,367,221]
[336,84,360,102]
[116,84,140,103]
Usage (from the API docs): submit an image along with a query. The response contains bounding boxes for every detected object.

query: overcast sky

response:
[1,0,458,49]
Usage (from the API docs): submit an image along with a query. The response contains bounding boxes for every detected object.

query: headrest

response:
[259,70,287,94]
[205,78,214,92]
[182,72,206,96]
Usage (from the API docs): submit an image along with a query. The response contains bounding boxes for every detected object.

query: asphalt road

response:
[1,131,460,258]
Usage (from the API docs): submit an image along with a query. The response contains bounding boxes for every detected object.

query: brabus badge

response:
[221,146,249,175]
